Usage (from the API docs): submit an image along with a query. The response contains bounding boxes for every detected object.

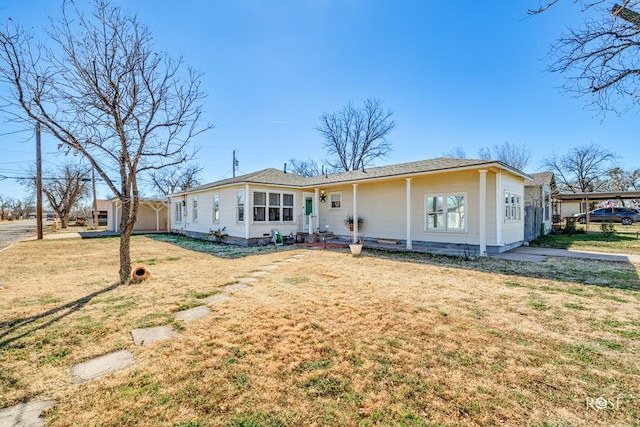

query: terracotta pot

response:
[132,266,151,281]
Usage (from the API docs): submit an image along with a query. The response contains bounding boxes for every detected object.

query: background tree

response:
[0,194,11,221]
[0,1,210,284]
[149,163,203,196]
[9,195,34,220]
[37,163,90,228]
[287,158,339,177]
[542,144,616,192]
[316,99,395,172]
[478,141,531,171]
[442,146,468,158]
[530,1,640,114]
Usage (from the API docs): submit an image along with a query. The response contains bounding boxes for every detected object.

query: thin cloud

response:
[270,121,287,125]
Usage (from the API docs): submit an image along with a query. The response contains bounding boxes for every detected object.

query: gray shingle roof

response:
[173,157,529,196]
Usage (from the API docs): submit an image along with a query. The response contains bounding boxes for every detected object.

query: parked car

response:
[574,207,640,225]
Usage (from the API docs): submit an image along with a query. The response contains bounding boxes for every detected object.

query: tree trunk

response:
[61,216,68,229]
[119,227,132,285]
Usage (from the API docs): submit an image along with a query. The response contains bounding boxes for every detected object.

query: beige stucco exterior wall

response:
[168,167,525,250]
[314,169,507,247]
[501,172,525,245]
[170,185,303,240]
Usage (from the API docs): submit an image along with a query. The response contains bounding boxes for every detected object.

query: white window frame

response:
[213,193,220,223]
[192,196,198,222]
[237,191,245,222]
[424,193,467,232]
[329,192,342,209]
[253,190,295,223]
[283,193,294,222]
[504,191,522,221]
[174,201,182,223]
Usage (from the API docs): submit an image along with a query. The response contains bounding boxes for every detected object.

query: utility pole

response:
[92,166,98,229]
[232,150,239,178]
[36,123,43,240]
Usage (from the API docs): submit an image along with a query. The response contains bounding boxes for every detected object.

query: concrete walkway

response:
[492,246,640,264]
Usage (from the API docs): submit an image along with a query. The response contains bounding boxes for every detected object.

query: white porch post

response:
[352,183,358,243]
[154,204,160,231]
[314,187,319,234]
[406,178,413,250]
[479,170,488,257]
[245,184,250,241]
[495,171,503,246]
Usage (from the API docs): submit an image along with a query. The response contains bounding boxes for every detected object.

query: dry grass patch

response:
[0,236,639,426]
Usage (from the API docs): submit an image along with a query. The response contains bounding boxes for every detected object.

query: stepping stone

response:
[131,325,177,346]
[70,350,134,383]
[250,270,268,277]
[202,293,231,304]
[223,283,250,292]
[237,277,257,284]
[175,305,211,322]
[261,265,278,271]
[0,400,53,427]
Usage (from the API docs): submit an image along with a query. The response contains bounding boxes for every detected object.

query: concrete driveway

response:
[492,245,640,264]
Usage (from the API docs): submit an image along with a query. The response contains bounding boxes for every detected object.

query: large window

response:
[213,193,220,222]
[192,197,198,222]
[174,201,182,223]
[425,194,466,231]
[237,191,245,222]
[505,191,522,220]
[253,191,294,222]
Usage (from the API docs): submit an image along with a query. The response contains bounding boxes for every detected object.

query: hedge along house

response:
[168,158,531,255]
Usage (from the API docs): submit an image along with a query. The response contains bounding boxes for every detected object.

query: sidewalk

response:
[492,246,640,264]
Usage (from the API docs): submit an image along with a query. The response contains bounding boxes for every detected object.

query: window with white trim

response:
[543,190,550,221]
[505,191,522,220]
[283,193,294,221]
[192,197,198,222]
[425,193,466,231]
[237,191,245,222]
[174,201,182,223]
[253,191,295,222]
[213,193,220,222]
[330,192,342,209]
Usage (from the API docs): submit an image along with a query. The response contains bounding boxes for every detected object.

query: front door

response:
[303,194,314,232]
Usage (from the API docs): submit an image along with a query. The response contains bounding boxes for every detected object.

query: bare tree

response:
[316,99,395,172]
[605,166,640,190]
[149,163,203,196]
[0,194,11,221]
[0,1,210,284]
[9,195,35,220]
[287,158,339,177]
[478,141,531,171]
[37,163,90,228]
[442,146,467,158]
[542,144,616,192]
[531,1,640,114]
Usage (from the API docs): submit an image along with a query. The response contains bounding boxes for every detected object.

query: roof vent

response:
[284,163,287,174]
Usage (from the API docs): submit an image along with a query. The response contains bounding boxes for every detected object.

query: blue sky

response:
[0,0,637,200]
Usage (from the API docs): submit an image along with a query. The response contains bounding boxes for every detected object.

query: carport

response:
[555,191,640,231]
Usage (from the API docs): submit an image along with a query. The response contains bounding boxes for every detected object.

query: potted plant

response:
[345,214,364,232]
[349,234,363,256]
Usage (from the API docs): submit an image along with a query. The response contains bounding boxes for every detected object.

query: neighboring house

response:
[168,158,531,255]
[102,198,169,233]
[524,172,558,236]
